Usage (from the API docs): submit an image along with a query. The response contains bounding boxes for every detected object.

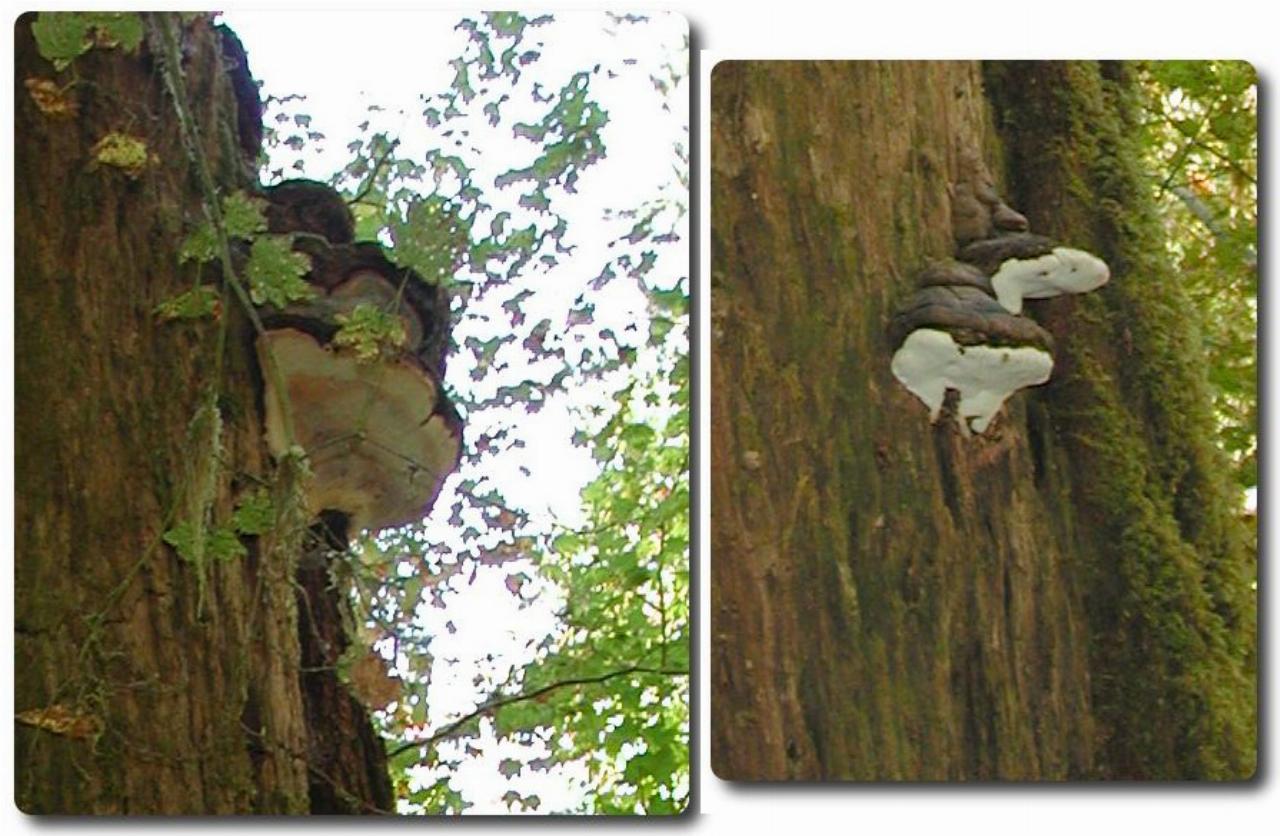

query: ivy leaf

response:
[163,521,245,564]
[161,521,200,564]
[81,12,144,52]
[206,526,248,562]
[31,12,143,70]
[246,235,314,308]
[179,223,218,264]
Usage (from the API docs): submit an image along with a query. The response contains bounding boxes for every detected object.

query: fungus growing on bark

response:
[950,145,1029,245]
[917,259,994,295]
[257,328,461,532]
[250,180,462,533]
[958,233,1110,314]
[892,140,1112,434]
[889,286,1054,434]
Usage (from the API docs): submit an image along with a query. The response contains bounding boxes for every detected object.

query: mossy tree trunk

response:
[14,14,392,813]
[709,60,1255,781]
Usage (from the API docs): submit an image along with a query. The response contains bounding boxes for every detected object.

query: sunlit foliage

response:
[1138,61,1257,492]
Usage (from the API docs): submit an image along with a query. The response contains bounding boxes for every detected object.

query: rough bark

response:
[296,513,394,814]
[14,13,401,813]
[709,60,1254,781]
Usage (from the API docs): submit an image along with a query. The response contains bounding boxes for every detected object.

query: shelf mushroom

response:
[257,328,461,532]
[887,141,1113,437]
[958,233,1110,315]
[950,146,1030,245]
[252,180,462,533]
[889,286,1055,434]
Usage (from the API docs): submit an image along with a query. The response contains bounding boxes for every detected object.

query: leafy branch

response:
[386,663,688,759]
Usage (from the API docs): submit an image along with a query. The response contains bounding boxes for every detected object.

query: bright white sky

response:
[221,10,689,814]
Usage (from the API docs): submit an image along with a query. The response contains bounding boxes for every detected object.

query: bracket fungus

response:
[889,286,1054,434]
[958,233,1109,314]
[887,142,1111,435]
[254,181,461,532]
[950,146,1030,245]
[257,329,460,532]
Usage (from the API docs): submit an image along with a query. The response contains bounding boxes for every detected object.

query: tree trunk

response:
[15,13,392,813]
[709,60,1255,781]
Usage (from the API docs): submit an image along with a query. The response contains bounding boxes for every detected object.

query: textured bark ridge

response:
[14,14,453,813]
[710,61,1254,781]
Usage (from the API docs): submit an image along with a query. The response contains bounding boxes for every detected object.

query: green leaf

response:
[163,521,245,564]
[552,532,582,554]
[389,195,470,286]
[620,423,656,450]
[246,235,314,308]
[333,303,407,362]
[179,223,218,264]
[82,12,143,52]
[222,191,269,240]
[162,522,200,564]
[155,285,220,322]
[231,489,275,535]
[31,14,93,69]
[206,526,247,562]
[31,12,143,70]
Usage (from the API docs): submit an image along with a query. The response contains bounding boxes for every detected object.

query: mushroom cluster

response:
[254,180,462,532]
[888,146,1110,434]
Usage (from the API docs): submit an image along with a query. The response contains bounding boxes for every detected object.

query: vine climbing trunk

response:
[709,60,1255,781]
[14,13,396,813]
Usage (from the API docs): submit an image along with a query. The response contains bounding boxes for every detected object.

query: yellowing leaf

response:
[91,131,150,179]
[24,77,77,118]
[16,704,100,740]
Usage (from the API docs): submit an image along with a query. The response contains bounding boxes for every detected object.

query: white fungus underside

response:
[258,328,458,532]
[990,247,1110,313]
[890,328,1053,434]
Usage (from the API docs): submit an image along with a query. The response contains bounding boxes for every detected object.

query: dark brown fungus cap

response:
[264,179,355,244]
[917,259,994,295]
[888,285,1054,354]
[951,146,1030,244]
[957,233,1055,275]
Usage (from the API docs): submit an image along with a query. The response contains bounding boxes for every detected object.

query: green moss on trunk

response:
[985,60,1256,779]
